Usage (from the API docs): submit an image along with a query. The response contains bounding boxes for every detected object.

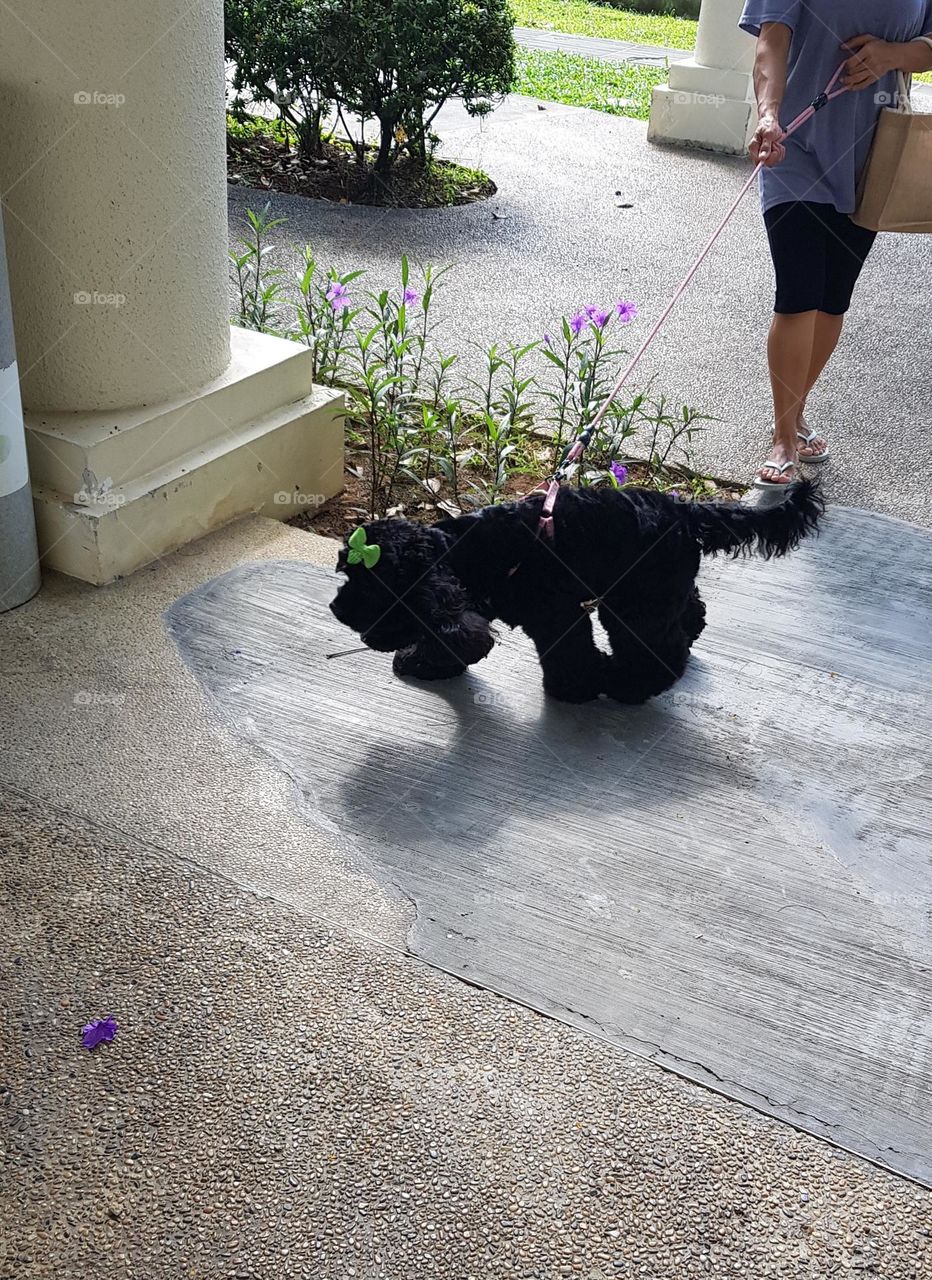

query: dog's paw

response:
[601,660,675,705]
[602,682,654,706]
[542,673,603,703]
[393,646,467,682]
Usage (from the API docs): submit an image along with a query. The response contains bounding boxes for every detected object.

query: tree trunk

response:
[374,118,395,174]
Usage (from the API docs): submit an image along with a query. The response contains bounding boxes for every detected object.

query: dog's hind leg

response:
[522,608,604,703]
[597,599,691,705]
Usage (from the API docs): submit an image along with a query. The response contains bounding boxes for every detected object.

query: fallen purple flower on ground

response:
[81,1016,118,1050]
[610,461,629,486]
[615,300,638,324]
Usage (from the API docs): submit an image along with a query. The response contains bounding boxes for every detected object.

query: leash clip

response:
[811,91,829,112]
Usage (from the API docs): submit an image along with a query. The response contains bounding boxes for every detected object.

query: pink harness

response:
[534,62,851,540]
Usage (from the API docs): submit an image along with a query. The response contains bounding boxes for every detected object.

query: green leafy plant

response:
[289,246,364,383]
[231,208,719,519]
[228,204,288,332]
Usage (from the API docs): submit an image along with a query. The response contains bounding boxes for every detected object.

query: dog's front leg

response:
[522,608,603,703]
[392,610,494,682]
[392,636,468,681]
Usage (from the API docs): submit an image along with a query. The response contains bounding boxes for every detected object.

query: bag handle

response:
[895,35,932,112]
[895,69,914,115]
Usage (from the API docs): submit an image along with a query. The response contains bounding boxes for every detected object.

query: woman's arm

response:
[843,33,932,89]
[750,22,793,167]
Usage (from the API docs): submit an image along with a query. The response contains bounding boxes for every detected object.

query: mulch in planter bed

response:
[288,459,744,542]
[227,129,496,209]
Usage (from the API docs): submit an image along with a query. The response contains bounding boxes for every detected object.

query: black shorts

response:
[764,201,877,316]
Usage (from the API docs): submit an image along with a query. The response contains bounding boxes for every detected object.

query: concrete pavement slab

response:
[0,517,410,947]
[514,27,691,64]
[4,784,931,1279]
[164,508,932,1184]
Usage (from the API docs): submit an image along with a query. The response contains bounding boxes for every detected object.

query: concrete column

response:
[648,0,756,155]
[0,1,231,411]
[0,1,343,584]
[0,210,41,612]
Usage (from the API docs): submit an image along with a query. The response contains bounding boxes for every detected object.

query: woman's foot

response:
[796,413,830,463]
[755,434,797,487]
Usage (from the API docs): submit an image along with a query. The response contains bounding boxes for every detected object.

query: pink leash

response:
[536,62,850,538]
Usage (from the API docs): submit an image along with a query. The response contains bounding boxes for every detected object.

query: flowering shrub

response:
[231,205,711,518]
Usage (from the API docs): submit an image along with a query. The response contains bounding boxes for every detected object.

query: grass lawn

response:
[515,48,667,118]
[511,0,697,49]
[510,2,932,82]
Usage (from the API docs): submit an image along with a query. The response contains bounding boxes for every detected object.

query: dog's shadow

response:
[324,653,747,886]
[165,560,749,895]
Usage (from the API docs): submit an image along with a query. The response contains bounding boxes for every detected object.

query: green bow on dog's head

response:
[347,525,381,569]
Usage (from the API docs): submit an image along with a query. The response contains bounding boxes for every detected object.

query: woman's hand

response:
[750,114,786,167]
[842,34,899,89]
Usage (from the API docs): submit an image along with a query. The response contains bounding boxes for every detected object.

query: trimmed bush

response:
[225,0,515,184]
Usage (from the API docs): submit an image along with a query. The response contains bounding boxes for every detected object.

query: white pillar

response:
[0,1,343,584]
[0,1,231,410]
[648,0,757,155]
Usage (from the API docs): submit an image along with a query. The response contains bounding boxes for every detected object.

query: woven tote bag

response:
[853,69,932,233]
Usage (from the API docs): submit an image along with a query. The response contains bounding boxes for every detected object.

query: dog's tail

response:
[680,479,824,559]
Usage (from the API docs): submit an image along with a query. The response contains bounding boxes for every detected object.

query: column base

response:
[648,58,755,155]
[25,327,345,585]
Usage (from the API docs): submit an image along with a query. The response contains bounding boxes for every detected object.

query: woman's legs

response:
[803,311,845,400]
[761,311,818,482]
[798,310,844,454]
[758,203,874,484]
[761,309,841,480]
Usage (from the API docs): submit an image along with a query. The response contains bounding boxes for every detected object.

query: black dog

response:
[330,482,823,704]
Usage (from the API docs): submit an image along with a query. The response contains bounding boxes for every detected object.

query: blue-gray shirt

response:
[739,0,932,212]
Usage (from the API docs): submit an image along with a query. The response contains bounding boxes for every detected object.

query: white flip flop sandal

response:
[753,459,797,490]
[797,426,831,465]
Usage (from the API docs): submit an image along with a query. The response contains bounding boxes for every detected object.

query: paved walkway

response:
[515,25,690,64]
[167,512,932,1183]
[4,39,932,1277]
[3,515,931,1279]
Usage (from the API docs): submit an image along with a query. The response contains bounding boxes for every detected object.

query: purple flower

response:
[591,309,611,330]
[615,300,638,324]
[610,461,629,487]
[569,312,586,336]
[543,332,552,348]
[81,1016,118,1050]
[326,281,350,312]
[583,304,599,318]
[402,287,419,306]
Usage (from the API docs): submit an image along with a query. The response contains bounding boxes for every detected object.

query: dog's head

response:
[330,519,492,665]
